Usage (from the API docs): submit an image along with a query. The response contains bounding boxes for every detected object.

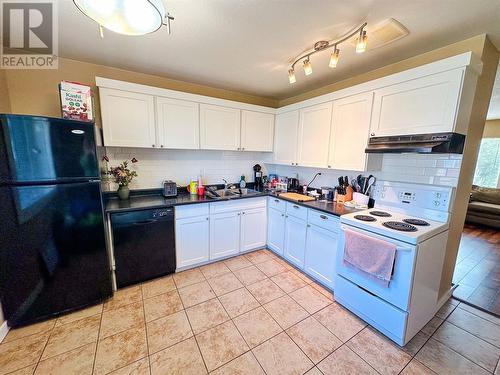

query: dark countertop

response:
[104,190,360,217]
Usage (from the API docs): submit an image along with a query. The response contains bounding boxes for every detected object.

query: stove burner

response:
[354,215,376,222]
[370,211,392,217]
[403,218,430,226]
[382,221,418,232]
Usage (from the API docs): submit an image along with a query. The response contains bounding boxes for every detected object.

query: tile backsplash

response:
[101,147,272,190]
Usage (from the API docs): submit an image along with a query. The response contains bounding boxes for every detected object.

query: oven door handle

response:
[340,225,412,252]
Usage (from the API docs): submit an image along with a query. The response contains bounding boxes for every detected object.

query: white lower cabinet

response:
[305,224,339,289]
[175,215,210,268]
[240,207,267,252]
[283,215,307,269]
[210,211,241,260]
[267,207,285,255]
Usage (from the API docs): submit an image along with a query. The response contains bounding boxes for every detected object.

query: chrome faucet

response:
[222,178,237,191]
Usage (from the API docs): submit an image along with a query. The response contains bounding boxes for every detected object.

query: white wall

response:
[102,147,273,190]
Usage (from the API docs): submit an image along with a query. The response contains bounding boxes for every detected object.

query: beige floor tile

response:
[304,367,323,375]
[458,303,500,326]
[143,289,183,322]
[286,316,342,364]
[313,303,366,342]
[147,310,193,354]
[233,265,267,286]
[416,338,490,375]
[104,285,142,311]
[289,285,332,314]
[402,331,430,356]
[289,268,314,284]
[185,298,229,334]
[4,319,55,342]
[272,256,293,270]
[223,255,253,272]
[252,332,313,375]
[447,307,500,347]
[401,359,437,374]
[433,321,500,372]
[7,365,36,375]
[150,337,207,375]
[94,326,148,375]
[218,287,260,318]
[310,282,334,301]
[199,262,231,279]
[207,272,244,296]
[435,299,458,320]
[55,304,103,327]
[255,259,289,277]
[264,295,309,329]
[420,316,444,336]
[34,342,95,375]
[0,332,49,375]
[317,345,378,375]
[141,275,176,299]
[178,280,216,308]
[107,357,150,375]
[233,306,282,348]
[347,327,412,375]
[100,301,145,339]
[41,314,100,359]
[173,268,205,289]
[271,271,307,293]
[495,360,500,375]
[245,250,274,265]
[196,320,249,371]
[211,351,265,375]
[246,278,285,304]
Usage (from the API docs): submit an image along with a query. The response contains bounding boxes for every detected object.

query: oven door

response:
[335,224,418,311]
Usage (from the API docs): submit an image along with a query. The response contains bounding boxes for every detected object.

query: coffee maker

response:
[253,164,263,191]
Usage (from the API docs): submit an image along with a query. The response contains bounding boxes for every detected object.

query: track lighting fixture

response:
[287,23,367,84]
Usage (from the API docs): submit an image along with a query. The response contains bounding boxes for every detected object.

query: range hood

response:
[365,132,465,154]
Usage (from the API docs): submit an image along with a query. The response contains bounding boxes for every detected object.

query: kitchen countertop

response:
[104,190,359,217]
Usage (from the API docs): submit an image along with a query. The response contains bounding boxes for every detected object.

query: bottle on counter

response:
[239,175,246,188]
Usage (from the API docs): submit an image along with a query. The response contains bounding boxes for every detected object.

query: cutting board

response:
[279,192,316,202]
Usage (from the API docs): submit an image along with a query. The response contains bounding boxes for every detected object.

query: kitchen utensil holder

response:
[336,194,347,204]
[353,192,370,205]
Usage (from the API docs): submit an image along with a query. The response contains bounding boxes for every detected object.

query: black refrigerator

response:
[0,114,112,327]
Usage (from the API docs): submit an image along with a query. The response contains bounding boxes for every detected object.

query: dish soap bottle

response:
[239,175,246,188]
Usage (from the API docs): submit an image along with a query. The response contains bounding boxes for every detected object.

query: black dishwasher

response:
[111,207,176,288]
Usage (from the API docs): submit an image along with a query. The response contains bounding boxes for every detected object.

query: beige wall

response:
[483,119,500,138]
[3,57,279,126]
[0,69,11,113]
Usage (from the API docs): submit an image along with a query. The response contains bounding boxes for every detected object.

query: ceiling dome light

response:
[356,29,368,53]
[288,69,296,84]
[73,0,173,36]
[329,47,340,68]
[303,58,312,76]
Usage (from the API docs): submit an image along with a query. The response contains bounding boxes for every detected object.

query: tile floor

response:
[1,248,500,375]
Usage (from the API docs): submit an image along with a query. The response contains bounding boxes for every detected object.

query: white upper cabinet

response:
[156,97,200,149]
[328,92,374,171]
[297,103,333,168]
[370,69,464,137]
[241,110,274,152]
[273,110,299,166]
[100,88,156,148]
[200,104,241,150]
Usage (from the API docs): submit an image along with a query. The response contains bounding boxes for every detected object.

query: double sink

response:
[206,188,262,199]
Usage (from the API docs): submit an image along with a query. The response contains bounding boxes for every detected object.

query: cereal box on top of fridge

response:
[59,81,94,122]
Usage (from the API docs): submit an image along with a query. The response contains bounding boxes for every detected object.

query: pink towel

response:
[343,229,396,287]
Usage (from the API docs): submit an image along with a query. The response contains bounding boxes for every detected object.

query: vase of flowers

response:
[107,158,138,200]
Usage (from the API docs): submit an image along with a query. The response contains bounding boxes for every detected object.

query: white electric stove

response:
[335,181,454,346]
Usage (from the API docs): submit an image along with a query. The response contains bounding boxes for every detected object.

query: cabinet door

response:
[100,88,156,148]
[175,216,209,268]
[240,207,267,252]
[305,224,338,289]
[283,215,307,269]
[200,104,241,150]
[273,111,299,165]
[328,92,373,171]
[210,211,240,260]
[267,207,285,256]
[241,110,274,152]
[370,69,464,137]
[297,103,333,167]
[156,97,199,149]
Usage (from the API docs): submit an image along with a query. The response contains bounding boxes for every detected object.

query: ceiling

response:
[59,1,500,114]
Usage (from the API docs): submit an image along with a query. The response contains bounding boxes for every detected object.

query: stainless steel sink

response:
[206,188,261,199]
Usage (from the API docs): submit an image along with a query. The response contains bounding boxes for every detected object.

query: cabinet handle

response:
[291,163,295,166]
[285,215,288,218]
[281,214,284,217]
[320,215,328,220]
[293,205,299,209]
[242,147,245,151]
[296,163,299,166]
[370,133,375,137]
[242,211,245,215]
[307,224,311,227]
[161,145,164,148]
[206,217,209,220]
[327,165,331,168]
[152,144,155,147]
[274,199,280,203]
